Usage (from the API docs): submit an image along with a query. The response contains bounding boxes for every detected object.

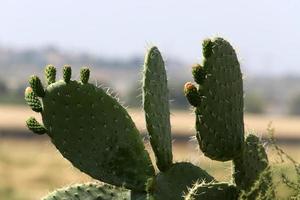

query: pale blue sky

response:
[0,0,300,75]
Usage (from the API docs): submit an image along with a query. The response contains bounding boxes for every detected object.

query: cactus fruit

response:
[63,65,72,83]
[29,75,45,97]
[25,38,273,200]
[185,37,244,161]
[26,117,46,135]
[45,65,56,85]
[24,87,42,112]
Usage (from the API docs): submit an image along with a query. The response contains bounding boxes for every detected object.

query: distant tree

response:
[289,94,300,115]
[244,92,265,114]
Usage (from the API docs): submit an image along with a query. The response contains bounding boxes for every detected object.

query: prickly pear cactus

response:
[25,66,155,191]
[184,37,274,200]
[24,37,274,200]
[184,37,244,161]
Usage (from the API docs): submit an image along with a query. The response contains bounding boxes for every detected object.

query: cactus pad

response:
[184,181,238,200]
[233,134,269,191]
[26,66,155,191]
[143,46,173,172]
[147,162,214,200]
[42,182,130,200]
[185,37,244,161]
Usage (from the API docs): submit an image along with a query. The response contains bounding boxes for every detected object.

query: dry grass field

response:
[0,105,300,199]
[0,139,299,200]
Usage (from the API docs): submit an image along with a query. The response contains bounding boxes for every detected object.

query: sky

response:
[0,0,300,75]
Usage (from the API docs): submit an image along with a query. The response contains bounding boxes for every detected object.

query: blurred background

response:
[0,1,300,199]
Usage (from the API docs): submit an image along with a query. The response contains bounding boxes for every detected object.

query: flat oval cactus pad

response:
[25,67,155,191]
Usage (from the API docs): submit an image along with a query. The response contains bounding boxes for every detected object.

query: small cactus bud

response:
[63,65,72,83]
[184,82,201,107]
[45,65,56,85]
[29,75,45,97]
[24,87,42,112]
[202,39,213,58]
[26,117,46,135]
[25,86,33,94]
[80,67,90,84]
[192,64,206,84]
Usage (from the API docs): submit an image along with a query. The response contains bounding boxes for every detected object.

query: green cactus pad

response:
[42,182,130,200]
[143,46,173,172]
[233,134,269,191]
[148,162,214,200]
[26,117,46,135]
[184,181,238,200]
[185,37,244,161]
[27,67,155,191]
[45,65,56,85]
[25,87,42,112]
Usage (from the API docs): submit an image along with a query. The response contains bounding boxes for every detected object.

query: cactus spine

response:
[24,37,273,200]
